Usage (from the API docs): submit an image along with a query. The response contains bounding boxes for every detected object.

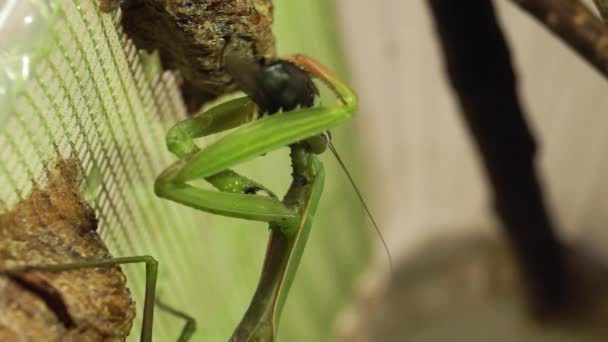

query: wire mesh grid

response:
[0,0,206,339]
[1,0,375,340]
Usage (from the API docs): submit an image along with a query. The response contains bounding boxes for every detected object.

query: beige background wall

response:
[335,0,608,265]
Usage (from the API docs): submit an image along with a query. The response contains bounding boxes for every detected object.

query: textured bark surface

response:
[594,0,608,22]
[0,160,135,341]
[511,0,608,79]
[99,0,276,113]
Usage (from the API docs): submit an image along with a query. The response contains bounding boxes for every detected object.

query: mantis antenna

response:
[284,54,393,270]
[327,141,393,271]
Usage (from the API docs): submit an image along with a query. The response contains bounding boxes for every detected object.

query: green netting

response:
[1,0,371,341]
[1,0,196,339]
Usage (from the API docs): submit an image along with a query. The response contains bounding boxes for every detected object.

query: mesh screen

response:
[1,0,371,340]
[0,0,204,339]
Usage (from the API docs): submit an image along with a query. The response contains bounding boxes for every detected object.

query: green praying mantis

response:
[156,51,358,341]
[0,39,380,341]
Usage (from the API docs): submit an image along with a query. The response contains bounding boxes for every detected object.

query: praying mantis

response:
[0,36,362,341]
[154,38,359,340]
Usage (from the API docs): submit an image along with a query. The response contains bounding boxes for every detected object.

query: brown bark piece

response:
[511,0,608,80]
[0,159,135,341]
[99,0,276,113]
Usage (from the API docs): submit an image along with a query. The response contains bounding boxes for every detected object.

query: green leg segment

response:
[156,299,197,342]
[0,256,194,342]
[157,96,296,223]
[230,146,326,341]
[155,92,355,226]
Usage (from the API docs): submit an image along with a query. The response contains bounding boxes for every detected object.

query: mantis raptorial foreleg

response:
[155,55,357,341]
[155,58,355,220]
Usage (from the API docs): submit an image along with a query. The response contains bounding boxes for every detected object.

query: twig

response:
[594,0,608,23]
[427,0,570,316]
[511,0,608,79]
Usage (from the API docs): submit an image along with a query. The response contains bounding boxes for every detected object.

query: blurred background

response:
[335,0,608,341]
[2,0,608,341]
[338,0,608,267]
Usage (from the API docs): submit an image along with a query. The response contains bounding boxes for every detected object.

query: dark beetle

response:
[222,37,319,114]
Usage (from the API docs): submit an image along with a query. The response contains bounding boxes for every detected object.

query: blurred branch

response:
[594,0,608,22]
[511,0,608,79]
[427,0,569,317]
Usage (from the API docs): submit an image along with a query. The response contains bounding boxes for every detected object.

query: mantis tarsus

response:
[1,42,361,341]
